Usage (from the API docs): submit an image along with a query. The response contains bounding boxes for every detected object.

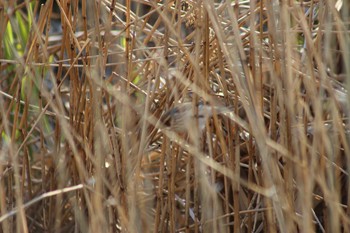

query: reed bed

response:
[0,0,349,232]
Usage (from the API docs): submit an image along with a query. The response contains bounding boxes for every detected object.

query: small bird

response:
[160,102,231,133]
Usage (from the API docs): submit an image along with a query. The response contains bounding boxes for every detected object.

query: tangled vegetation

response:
[0,0,349,232]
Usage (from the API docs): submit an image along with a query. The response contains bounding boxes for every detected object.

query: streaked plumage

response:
[160,102,230,133]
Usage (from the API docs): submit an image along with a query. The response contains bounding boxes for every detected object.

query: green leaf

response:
[4,22,14,58]
[16,10,29,47]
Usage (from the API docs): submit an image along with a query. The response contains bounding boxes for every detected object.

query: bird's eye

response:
[164,118,172,127]
[160,108,178,127]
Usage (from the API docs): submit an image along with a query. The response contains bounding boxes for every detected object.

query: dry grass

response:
[0,0,350,232]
